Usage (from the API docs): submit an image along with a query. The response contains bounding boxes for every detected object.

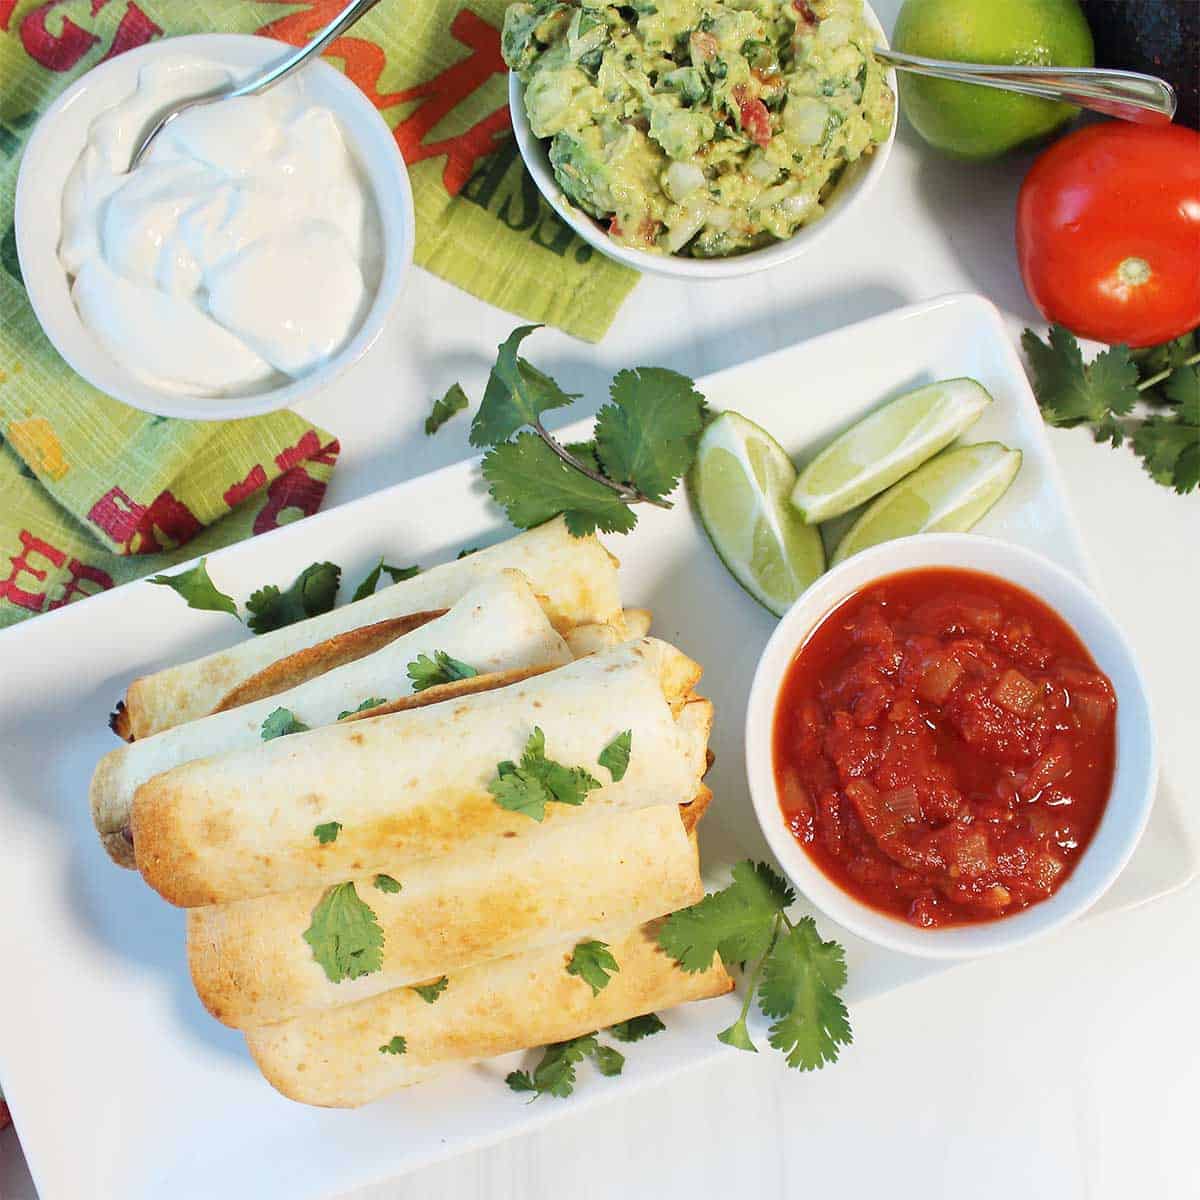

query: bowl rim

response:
[14,32,416,422]
[744,532,1159,960]
[506,0,898,280]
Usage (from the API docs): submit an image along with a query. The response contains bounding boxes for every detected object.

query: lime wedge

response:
[831,442,1023,566]
[790,379,993,524]
[691,412,825,616]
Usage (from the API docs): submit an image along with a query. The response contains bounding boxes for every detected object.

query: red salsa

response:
[773,567,1117,928]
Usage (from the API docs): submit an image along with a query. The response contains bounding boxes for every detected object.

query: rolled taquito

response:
[245,918,733,1107]
[118,517,621,740]
[189,795,709,1029]
[133,638,712,907]
[92,572,573,867]
[563,607,651,657]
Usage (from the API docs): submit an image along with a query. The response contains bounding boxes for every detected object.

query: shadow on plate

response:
[906,123,1040,321]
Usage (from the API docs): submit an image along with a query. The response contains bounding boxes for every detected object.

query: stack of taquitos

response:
[92,518,731,1107]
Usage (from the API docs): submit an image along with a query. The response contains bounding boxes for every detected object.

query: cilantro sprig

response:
[261,707,309,740]
[411,976,449,1003]
[246,562,341,634]
[147,559,237,616]
[658,860,852,1070]
[406,650,478,692]
[488,727,602,821]
[351,558,419,602]
[1023,324,1200,494]
[597,730,632,781]
[607,1013,665,1042]
[452,326,706,536]
[145,553,421,630]
[566,939,620,996]
[506,1034,624,1100]
[425,383,469,435]
[302,882,384,983]
[338,697,387,720]
[146,559,341,632]
[313,821,342,844]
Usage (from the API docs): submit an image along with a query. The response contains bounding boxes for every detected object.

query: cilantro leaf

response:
[488,727,602,821]
[591,1044,625,1077]
[657,860,794,973]
[302,882,384,983]
[759,917,852,1071]
[567,939,620,996]
[488,763,549,820]
[470,326,579,447]
[482,433,639,537]
[351,558,419,602]
[457,545,481,559]
[1024,326,1200,494]
[373,873,401,893]
[1166,361,1200,421]
[594,368,707,502]
[1133,330,1197,396]
[412,976,449,1003]
[598,730,632,781]
[338,697,387,720]
[378,1035,407,1055]
[313,821,342,844]
[261,707,309,740]
[246,562,341,634]
[1132,409,1200,494]
[406,650,478,692]
[1022,325,1138,435]
[607,1013,665,1042]
[504,1035,604,1100]
[425,383,469,435]
[147,559,238,618]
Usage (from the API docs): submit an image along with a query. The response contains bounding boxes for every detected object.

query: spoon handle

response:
[227,0,387,100]
[874,49,1177,126]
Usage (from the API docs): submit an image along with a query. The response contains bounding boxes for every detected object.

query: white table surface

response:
[3,2,1197,1194]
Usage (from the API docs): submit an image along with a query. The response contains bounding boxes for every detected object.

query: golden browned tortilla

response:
[91,573,574,868]
[132,638,712,907]
[119,518,622,740]
[245,918,733,1107]
[188,799,708,1029]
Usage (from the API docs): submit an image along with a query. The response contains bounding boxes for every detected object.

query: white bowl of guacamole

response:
[505,0,897,278]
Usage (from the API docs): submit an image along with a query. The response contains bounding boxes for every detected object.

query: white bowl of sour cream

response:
[16,34,415,420]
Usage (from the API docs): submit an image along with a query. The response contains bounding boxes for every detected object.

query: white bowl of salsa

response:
[745,533,1157,959]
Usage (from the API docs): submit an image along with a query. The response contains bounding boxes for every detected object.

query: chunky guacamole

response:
[502,0,894,257]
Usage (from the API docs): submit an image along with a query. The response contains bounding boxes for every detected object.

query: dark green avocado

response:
[1081,0,1199,128]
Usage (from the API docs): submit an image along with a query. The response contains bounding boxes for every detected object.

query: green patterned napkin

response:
[0,0,639,630]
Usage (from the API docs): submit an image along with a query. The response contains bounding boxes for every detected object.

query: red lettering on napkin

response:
[0,529,65,611]
[257,2,511,195]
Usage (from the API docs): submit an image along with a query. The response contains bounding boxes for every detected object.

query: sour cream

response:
[59,59,379,397]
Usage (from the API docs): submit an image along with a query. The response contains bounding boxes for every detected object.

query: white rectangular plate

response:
[1,294,1194,1200]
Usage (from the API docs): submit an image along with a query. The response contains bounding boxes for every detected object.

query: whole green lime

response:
[892,0,1095,159]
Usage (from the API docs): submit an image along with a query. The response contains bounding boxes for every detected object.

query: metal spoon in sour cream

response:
[59,58,379,399]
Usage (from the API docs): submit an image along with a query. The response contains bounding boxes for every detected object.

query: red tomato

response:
[1016,123,1200,348]
[732,85,772,148]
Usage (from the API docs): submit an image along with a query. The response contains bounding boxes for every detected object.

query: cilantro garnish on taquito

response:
[188,799,709,1029]
[91,571,575,866]
[245,919,733,1108]
[131,639,712,906]
[117,517,622,740]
